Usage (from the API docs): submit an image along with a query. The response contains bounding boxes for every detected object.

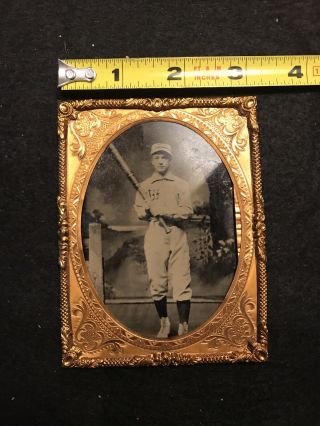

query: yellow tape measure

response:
[59,55,320,90]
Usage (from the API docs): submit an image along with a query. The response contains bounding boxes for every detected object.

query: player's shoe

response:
[157,317,171,338]
[178,322,189,336]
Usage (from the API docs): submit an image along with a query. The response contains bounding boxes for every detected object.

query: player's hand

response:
[137,206,152,220]
[144,207,152,218]
[150,207,163,217]
[141,199,151,214]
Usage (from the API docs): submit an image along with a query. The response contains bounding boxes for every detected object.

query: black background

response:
[1,1,320,425]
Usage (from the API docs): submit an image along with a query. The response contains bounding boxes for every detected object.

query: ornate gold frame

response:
[58,96,267,367]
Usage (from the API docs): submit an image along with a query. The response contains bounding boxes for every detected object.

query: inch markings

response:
[60,55,320,90]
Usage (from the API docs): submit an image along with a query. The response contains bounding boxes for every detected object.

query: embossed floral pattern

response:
[73,300,123,353]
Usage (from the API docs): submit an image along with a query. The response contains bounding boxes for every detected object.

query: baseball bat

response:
[109,143,171,234]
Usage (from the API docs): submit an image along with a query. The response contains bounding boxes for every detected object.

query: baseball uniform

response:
[134,171,193,302]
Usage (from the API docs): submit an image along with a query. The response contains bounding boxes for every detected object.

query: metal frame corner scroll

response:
[58,96,268,367]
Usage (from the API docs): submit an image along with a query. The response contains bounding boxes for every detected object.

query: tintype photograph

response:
[58,97,267,367]
[82,121,237,339]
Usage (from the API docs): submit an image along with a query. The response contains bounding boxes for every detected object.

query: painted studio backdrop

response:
[82,121,237,337]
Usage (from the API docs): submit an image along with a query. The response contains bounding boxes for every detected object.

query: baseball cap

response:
[150,143,172,157]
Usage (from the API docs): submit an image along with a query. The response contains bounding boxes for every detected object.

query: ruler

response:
[58,55,320,90]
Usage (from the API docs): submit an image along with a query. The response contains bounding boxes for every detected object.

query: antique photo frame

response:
[58,96,267,367]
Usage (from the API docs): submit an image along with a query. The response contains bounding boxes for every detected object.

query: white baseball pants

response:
[144,220,192,301]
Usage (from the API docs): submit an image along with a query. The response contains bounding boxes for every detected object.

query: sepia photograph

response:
[81,120,238,339]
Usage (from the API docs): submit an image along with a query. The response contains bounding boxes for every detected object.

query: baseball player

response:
[134,143,193,338]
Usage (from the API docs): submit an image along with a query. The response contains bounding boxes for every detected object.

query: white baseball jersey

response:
[134,171,193,220]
